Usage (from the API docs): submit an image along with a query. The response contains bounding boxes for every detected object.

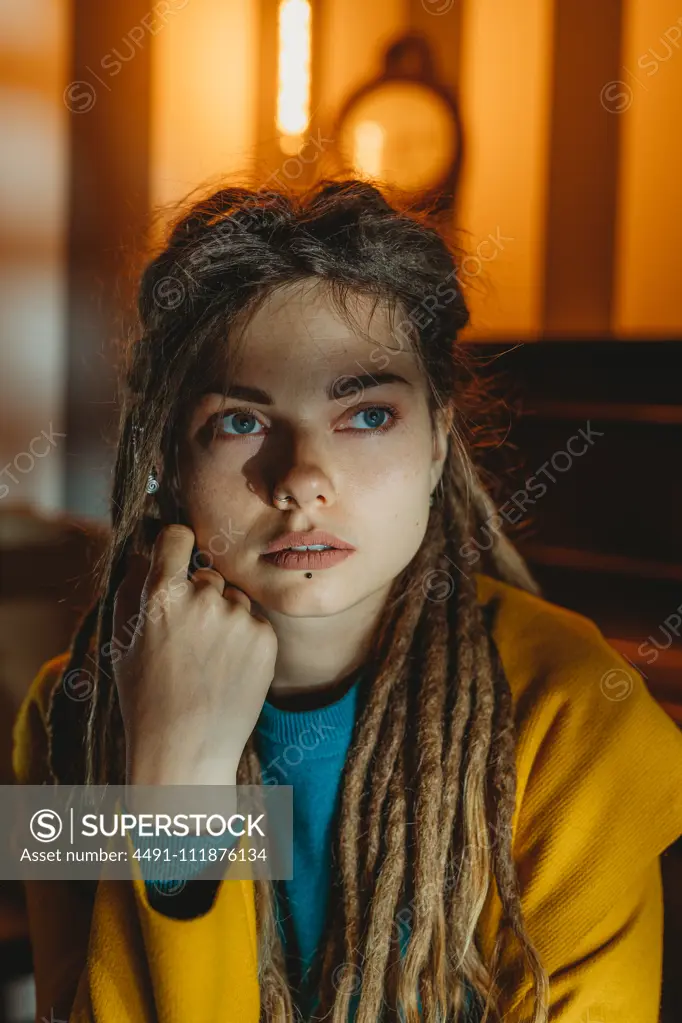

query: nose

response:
[269,427,336,513]
[272,462,335,513]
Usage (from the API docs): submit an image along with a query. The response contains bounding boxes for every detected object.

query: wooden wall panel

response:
[65,0,152,517]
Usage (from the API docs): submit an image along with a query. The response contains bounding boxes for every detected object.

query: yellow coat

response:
[12,574,682,1022]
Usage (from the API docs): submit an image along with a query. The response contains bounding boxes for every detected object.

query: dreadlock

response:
[45,178,549,1022]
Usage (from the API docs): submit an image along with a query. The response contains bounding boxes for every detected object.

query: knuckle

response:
[224,602,250,626]
[145,586,173,621]
[194,582,220,605]
[145,572,167,597]
[254,621,277,648]
[159,523,191,540]
[222,590,249,612]
[253,615,274,635]
[195,567,224,585]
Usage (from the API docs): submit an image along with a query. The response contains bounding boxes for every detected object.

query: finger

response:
[223,586,270,624]
[147,524,195,589]
[192,567,226,595]
[222,584,252,612]
[250,607,271,626]
[248,596,270,624]
[113,553,151,652]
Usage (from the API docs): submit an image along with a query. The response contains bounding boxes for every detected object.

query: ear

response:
[430,403,454,492]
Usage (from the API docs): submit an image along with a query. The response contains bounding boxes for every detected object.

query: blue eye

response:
[348,406,396,431]
[215,411,264,436]
[210,403,401,440]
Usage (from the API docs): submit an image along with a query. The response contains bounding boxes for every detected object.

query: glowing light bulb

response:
[352,120,386,178]
[276,0,312,150]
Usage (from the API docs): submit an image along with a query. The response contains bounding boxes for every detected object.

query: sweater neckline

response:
[255,674,362,749]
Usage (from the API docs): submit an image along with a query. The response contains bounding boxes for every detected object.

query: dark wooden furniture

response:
[466,339,682,1021]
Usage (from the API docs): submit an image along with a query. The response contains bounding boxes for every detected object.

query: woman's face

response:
[177,279,451,617]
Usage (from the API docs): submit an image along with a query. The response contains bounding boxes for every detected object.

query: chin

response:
[254,574,363,618]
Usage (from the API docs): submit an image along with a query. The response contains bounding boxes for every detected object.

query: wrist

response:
[126,755,238,788]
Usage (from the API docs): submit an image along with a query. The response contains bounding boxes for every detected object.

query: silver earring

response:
[145,468,159,495]
[274,491,292,507]
[132,424,158,496]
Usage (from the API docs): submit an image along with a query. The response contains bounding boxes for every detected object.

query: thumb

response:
[113,552,150,653]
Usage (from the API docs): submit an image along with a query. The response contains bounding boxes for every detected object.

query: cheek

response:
[180,464,250,543]
[353,441,430,499]
[356,463,430,548]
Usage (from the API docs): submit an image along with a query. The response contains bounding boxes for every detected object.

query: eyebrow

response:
[205,372,415,405]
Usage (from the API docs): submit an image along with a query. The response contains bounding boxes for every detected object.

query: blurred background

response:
[1,0,681,1020]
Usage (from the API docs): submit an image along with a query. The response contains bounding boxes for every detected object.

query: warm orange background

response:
[1,0,681,505]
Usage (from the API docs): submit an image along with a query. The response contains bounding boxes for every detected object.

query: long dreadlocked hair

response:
[45,179,549,1022]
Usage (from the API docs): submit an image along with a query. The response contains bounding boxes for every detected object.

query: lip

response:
[262,529,355,555]
[261,548,355,570]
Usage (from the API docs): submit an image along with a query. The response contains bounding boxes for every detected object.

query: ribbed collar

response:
[255,675,361,751]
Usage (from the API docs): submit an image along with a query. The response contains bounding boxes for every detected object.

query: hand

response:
[112,524,277,786]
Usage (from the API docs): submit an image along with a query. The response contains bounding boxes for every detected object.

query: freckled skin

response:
[177,279,450,622]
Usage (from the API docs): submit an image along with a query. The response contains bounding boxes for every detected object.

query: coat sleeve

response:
[479,609,682,1023]
[12,654,261,1023]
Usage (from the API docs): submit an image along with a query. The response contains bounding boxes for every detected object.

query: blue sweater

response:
[254,676,362,1016]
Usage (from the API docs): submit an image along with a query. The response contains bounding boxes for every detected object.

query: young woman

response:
[13,180,682,1023]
